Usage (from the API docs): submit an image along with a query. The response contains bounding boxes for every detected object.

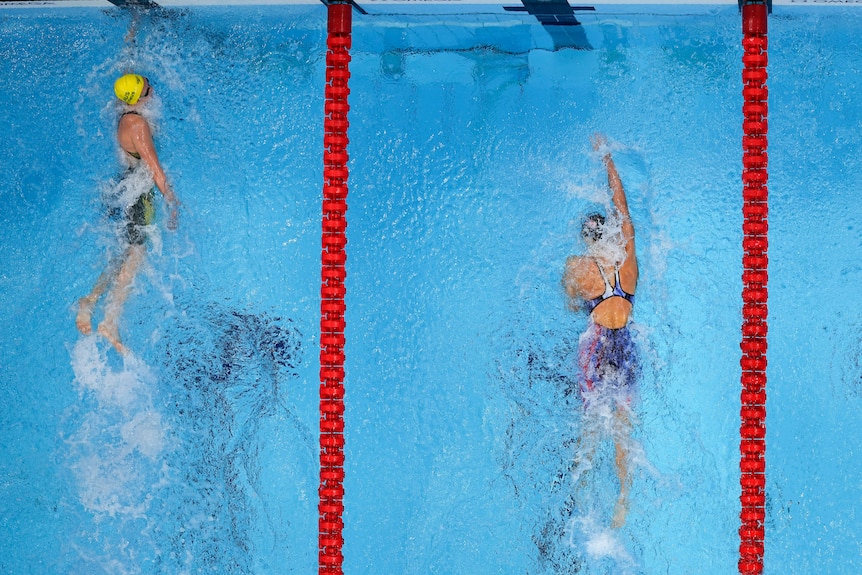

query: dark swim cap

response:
[581,212,606,242]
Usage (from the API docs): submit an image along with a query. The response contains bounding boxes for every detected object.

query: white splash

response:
[67,337,168,518]
[568,513,639,574]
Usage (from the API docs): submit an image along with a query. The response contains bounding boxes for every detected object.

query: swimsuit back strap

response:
[596,262,615,299]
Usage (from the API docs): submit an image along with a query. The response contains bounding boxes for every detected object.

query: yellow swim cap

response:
[114,74,145,105]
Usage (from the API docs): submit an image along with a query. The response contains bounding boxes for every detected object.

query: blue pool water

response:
[1,4,861,574]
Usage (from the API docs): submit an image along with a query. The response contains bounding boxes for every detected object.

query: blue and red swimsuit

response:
[577,267,639,407]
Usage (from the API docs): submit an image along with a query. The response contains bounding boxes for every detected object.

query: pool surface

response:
[1,3,861,574]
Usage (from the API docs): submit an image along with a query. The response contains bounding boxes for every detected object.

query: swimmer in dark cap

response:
[563,134,639,528]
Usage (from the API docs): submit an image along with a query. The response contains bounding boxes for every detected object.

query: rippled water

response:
[1,5,861,574]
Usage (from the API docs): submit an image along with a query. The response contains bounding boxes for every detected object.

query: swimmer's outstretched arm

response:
[592,134,637,275]
[592,135,631,230]
[125,11,139,45]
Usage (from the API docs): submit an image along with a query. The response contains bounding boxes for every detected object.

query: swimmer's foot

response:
[97,320,128,355]
[76,297,96,335]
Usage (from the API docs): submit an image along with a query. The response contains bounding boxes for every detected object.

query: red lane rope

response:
[320,4,351,574]
[739,3,768,574]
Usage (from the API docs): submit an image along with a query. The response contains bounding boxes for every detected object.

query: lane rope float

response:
[320,3,351,574]
[739,2,769,574]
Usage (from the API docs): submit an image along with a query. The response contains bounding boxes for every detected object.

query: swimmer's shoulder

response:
[565,255,595,275]
[564,255,599,298]
[118,110,146,128]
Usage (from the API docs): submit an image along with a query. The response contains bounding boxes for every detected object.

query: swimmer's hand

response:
[167,201,179,231]
[591,133,610,157]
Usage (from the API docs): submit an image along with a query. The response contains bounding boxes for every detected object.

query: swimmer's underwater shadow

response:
[150,303,313,573]
[494,324,651,575]
[494,325,586,574]
[65,301,312,574]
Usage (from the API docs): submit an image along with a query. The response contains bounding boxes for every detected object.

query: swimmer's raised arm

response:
[592,134,637,280]
[125,12,138,45]
[592,135,630,226]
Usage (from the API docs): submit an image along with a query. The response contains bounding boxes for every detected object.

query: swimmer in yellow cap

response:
[76,73,180,354]
[114,73,147,105]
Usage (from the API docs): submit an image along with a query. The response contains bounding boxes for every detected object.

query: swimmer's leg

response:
[76,258,123,335]
[76,296,99,335]
[97,244,144,355]
[611,408,632,529]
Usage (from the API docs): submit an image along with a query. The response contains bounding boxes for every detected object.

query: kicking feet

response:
[76,297,96,335]
[77,296,128,354]
[98,319,129,355]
